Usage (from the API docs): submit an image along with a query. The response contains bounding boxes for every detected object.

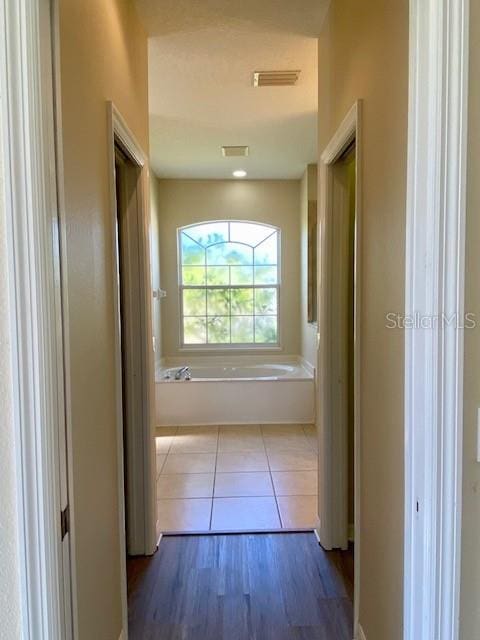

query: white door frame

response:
[404,1,469,640]
[107,102,157,638]
[316,100,362,639]
[0,0,75,638]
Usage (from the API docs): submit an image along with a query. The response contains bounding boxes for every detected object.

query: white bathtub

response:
[155,357,315,426]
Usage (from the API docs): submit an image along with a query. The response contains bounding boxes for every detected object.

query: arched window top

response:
[177,221,280,347]
[180,220,279,251]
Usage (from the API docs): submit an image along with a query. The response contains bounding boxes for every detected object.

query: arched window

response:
[178,221,280,346]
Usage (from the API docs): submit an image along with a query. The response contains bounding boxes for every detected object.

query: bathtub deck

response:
[155,424,318,534]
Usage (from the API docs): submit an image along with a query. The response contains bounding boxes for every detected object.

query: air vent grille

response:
[253,70,301,87]
[221,145,249,157]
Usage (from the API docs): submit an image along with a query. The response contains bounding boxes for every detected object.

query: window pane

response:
[184,317,206,344]
[254,288,277,315]
[231,266,253,285]
[182,266,206,285]
[254,266,277,285]
[207,289,230,315]
[230,222,274,246]
[254,233,277,265]
[206,266,229,286]
[185,222,229,247]
[181,233,205,265]
[183,289,206,315]
[255,316,277,343]
[179,222,280,347]
[207,242,253,266]
[207,316,230,343]
[231,288,254,315]
[231,317,254,343]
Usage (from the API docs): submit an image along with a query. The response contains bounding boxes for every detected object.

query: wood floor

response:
[127,532,354,640]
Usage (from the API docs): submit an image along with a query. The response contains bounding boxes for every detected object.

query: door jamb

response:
[0,0,75,637]
[107,102,157,639]
[404,1,469,639]
[315,100,362,640]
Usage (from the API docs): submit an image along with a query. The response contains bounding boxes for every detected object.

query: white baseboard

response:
[356,623,367,640]
[313,519,321,544]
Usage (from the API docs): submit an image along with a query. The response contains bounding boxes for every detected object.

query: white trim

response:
[107,102,157,640]
[404,2,469,640]
[357,624,367,640]
[50,0,79,635]
[317,100,362,640]
[313,522,321,544]
[320,104,357,164]
[0,0,73,637]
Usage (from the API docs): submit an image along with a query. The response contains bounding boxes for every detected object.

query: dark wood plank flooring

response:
[127,533,354,640]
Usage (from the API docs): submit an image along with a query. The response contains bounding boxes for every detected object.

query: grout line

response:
[157,494,280,500]
[261,424,284,528]
[209,425,220,530]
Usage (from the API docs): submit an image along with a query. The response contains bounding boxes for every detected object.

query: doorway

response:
[316,102,361,639]
[108,104,158,634]
[114,143,146,553]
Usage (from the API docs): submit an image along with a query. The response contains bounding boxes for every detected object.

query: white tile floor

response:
[156,424,318,533]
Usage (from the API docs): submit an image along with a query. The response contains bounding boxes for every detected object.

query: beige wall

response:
[318,2,408,638]
[0,94,22,640]
[300,165,318,367]
[58,1,148,637]
[156,179,301,357]
[460,2,480,636]
[150,177,163,368]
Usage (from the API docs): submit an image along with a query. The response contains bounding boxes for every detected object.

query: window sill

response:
[178,345,283,353]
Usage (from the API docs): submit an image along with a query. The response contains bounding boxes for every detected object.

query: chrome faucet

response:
[174,366,190,380]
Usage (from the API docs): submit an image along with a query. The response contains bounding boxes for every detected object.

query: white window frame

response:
[177,220,282,350]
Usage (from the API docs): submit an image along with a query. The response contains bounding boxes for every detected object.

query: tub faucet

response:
[174,366,190,380]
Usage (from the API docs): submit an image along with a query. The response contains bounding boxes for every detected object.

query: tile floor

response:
[156,424,318,533]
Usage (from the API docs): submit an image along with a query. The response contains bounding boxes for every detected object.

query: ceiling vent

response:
[253,70,301,87]
[221,145,249,157]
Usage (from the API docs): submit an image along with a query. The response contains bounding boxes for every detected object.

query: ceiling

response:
[135,1,329,179]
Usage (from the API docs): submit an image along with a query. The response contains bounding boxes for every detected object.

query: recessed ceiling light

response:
[233,170,247,178]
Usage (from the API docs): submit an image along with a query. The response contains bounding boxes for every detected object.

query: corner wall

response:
[300,164,318,367]
[156,179,301,358]
[318,2,408,638]
[58,1,148,637]
[150,176,163,368]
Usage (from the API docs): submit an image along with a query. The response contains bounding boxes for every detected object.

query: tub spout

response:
[174,366,190,380]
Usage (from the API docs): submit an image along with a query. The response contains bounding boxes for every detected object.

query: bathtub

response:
[155,357,315,426]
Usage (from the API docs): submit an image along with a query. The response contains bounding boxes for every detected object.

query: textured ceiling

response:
[135,1,329,179]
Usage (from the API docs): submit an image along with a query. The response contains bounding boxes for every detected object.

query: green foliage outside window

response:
[179,221,279,345]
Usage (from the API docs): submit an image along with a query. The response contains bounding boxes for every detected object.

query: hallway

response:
[127,533,353,640]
